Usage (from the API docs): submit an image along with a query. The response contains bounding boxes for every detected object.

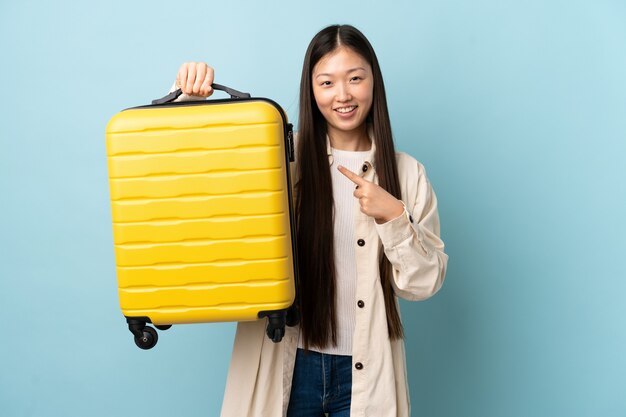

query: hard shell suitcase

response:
[105,85,298,349]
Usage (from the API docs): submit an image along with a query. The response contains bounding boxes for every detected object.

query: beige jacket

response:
[219,136,448,417]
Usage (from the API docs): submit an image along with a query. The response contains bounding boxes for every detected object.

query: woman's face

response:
[312,47,374,138]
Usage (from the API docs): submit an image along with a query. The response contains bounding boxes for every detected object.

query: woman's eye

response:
[350,76,362,82]
[321,81,331,86]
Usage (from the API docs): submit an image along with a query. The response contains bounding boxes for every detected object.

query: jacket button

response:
[362,164,368,172]
[409,215,414,223]
[355,362,363,370]
[357,239,365,247]
[357,300,365,308]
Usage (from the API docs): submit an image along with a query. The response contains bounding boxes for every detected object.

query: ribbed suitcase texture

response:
[106,97,296,347]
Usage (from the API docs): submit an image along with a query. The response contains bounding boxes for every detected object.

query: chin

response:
[335,121,365,133]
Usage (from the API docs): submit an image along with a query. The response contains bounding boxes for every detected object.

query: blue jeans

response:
[287,348,352,417]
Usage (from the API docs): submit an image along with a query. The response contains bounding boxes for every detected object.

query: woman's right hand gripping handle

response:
[174,62,215,97]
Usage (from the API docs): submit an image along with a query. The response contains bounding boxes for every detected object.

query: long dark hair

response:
[295,24,404,349]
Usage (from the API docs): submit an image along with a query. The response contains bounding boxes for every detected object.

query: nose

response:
[336,82,352,102]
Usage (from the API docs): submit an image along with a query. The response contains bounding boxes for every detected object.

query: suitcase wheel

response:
[265,317,286,343]
[127,318,159,350]
[258,310,287,343]
[155,324,172,331]
[269,327,285,343]
[134,326,158,350]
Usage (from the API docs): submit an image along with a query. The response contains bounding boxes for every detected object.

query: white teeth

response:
[335,106,356,113]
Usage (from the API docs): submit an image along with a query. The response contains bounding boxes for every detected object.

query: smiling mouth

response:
[334,105,358,114]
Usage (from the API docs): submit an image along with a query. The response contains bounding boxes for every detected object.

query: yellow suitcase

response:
[106,85,297,349]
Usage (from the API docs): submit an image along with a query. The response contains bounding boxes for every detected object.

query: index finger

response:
[337,165,366,186]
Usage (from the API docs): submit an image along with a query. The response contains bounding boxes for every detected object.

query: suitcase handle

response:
[151,83,251,105]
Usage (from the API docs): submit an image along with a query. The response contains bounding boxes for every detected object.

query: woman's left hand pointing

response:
[337,165,405,224]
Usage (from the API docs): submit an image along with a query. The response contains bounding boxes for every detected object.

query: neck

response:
[327,124,371,151]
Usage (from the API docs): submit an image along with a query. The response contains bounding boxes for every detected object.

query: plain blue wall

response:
[1,1,624,416]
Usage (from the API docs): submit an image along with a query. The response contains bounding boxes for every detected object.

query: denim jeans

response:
[287,348,352,417]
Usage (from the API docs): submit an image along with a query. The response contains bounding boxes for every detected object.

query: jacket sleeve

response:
[374,159,448,301]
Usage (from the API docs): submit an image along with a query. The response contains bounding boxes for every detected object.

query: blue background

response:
[1,1,625,416]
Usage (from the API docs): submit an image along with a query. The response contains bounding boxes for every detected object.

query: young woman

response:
[173,24,448,417]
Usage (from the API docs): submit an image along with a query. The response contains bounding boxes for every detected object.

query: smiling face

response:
[312,46,374,145]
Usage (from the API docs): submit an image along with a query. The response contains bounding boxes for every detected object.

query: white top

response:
[297,147,370,355]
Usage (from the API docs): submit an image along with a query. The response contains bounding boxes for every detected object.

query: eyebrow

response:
[315,67,367,79]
